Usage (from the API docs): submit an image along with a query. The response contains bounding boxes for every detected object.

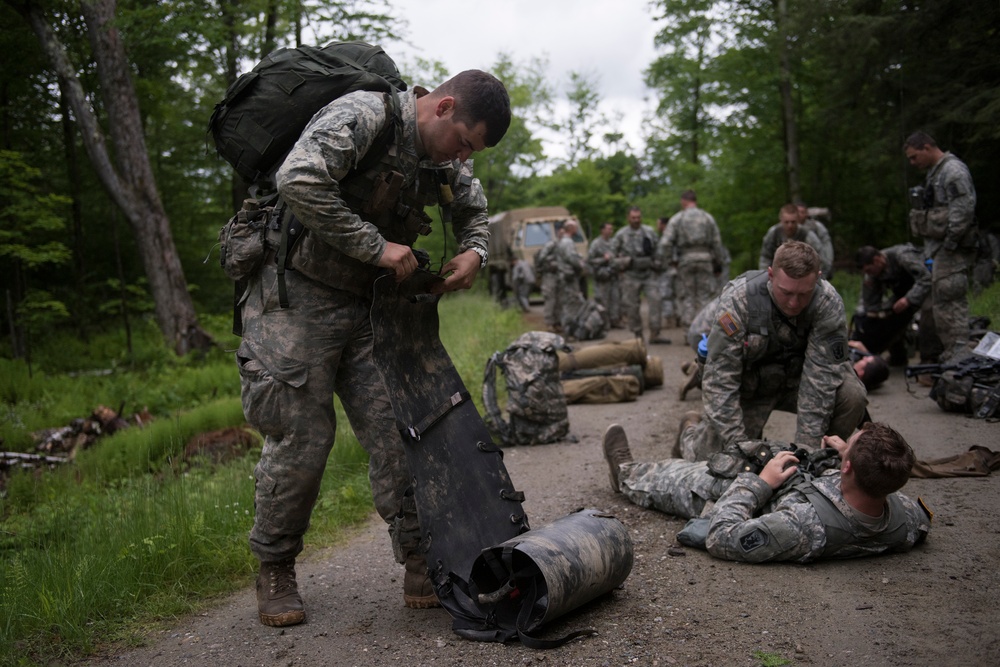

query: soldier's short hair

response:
[847,422,914,497]
[903,131,937,151]
[434,70,511,147]
[681,189,697,202]
[857,354,889,390]
[779,203,799,219]
[855,245,882,269]
[773,241,821,278]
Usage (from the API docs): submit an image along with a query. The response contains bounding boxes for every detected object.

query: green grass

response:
[0,290,527,666]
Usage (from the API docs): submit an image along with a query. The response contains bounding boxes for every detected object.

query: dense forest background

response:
[2,0,998,359]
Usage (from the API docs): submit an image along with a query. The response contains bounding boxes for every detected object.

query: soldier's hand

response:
[431,250,480,294]
[759,451,800,490]
[892,297,910,314]
[822,434,849,458]
[377,242,418,283]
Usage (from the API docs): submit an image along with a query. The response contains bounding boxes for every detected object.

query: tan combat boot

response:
[603,423,634,493]
[256,559,305,627]
[403,553,440,609]
[672,411,702,459]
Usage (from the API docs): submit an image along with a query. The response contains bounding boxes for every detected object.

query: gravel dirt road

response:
[94,308,1000,667]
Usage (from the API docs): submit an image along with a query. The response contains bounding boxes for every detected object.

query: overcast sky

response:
[388,0,663,158]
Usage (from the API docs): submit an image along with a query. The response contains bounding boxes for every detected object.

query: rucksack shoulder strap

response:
[745,269,771,336]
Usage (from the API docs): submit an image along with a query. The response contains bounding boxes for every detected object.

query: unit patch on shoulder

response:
[739,528,769,552]
[826,334,848,362]
[718,311,740,337]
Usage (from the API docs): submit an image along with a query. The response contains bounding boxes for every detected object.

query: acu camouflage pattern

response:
[913,152,978,361]
[276,88,489,296]
[680,271,865,460]
[861,243,931,313]
[660,206,725,326]
[483,331,570,446]
[758,224,830,277]
[618,459,930,563]
[799,218,835,278]
[611,224,663,337]
[587,235,622,327]
[240,87,490,565]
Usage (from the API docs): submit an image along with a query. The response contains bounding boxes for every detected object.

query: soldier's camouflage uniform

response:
[238,87,489,566]
[800,218,835,279]
[679,271,868,461]
[660,206,726,327]
[914,152,978,361]
[510,258,535,312]
[759,224,830,277]
[588,234,621,327]
[612,223,663,340]
[854,243,930,357]
[617,459,930,563]
[555,234,587,333]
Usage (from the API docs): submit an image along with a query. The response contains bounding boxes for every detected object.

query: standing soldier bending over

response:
[238,70,510,627]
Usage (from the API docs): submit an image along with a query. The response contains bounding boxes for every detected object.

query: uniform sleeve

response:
[708,214,725,267]
[706,474,822,563]
[941,161,978,249]
[702,288,752,444]
[759,227,775,270]
[795,284,851,445]
[276,93,391,264]
[861,273,882,313]
[899,250,932,308]
[804,230,832,277]
[449,159,489,254]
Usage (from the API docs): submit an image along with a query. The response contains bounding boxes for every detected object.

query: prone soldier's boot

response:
[672,411,702,459]
[256,558,305,627]
[603,423,634,493]
[403,553,440,609]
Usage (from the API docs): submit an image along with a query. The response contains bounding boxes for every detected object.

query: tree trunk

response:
[777,0,801,202]
[18,0,213,355]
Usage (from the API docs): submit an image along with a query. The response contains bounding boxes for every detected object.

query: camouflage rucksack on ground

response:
[563,299,608,341]
[483,332,570,445]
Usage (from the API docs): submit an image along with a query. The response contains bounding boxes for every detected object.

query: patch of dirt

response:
[91,308,1000,667]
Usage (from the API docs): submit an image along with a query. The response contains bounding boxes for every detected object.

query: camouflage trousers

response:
[619,459,731,519]
[238,263,419,564]
[675,259,717,327]
[659,267,677,322]
[678,371,868,460]
[620,271,663,338]
[593,276,621,326]
[559,275,586,333]
[926,247,974,361]
[541,272,562,328]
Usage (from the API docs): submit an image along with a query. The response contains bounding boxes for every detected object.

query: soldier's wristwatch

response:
[468,246,488,269]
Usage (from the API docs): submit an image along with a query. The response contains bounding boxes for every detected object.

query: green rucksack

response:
[208,41,407,184]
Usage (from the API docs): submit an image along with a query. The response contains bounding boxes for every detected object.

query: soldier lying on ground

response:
[603,421,931,563]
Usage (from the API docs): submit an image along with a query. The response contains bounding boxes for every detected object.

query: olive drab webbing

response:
[795,481,909,558]
[483,332,571,446]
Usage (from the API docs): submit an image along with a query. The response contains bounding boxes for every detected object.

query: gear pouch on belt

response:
[909,207,949,240]
[219,200,272,281]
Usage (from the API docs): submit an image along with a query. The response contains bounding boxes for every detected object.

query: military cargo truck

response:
[486,206,588,301]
